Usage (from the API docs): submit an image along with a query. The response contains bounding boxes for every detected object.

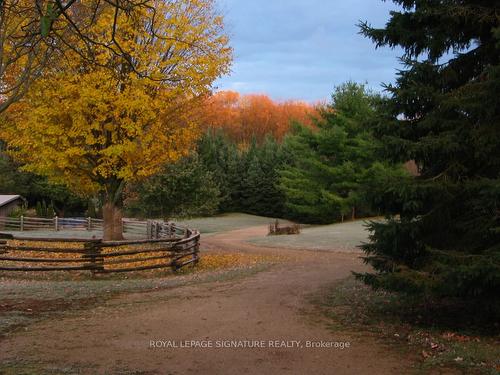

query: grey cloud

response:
[216,0,403,101]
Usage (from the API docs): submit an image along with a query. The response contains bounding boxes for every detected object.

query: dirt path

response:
[0,226,416,374]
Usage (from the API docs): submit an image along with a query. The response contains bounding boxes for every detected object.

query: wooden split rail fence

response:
[0,222,200,274]
[0,216,103,232]
[0,216,173,238]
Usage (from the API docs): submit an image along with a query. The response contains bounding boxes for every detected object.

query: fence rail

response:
[0,221,200,274]
[0,216,174,238]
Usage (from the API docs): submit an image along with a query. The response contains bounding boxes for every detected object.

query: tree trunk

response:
[351,206,356,221]
[103,194,124,241]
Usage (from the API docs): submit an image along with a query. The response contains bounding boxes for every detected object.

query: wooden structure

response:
[0,195,24,219]
[0,222,200,274]
[268,220,300,235]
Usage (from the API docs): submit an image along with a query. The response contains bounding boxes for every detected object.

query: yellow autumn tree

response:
[0,1,157,113]
[1,0,232,240]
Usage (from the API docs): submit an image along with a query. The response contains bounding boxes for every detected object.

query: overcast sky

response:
[215,0,403,102]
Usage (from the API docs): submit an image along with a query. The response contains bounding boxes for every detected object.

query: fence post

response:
[193,232,200,265]
[155,222,159,239]
[170,252,178,273]
[20,215,24,231]
[85,240,104,276]
[87,217,91,231]
[54,216,59,231]
[155,221,161,239]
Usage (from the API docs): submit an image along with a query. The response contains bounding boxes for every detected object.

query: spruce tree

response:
[357,1,500,307]
[197,130,241,212]
[241,136,286,217]
[279,82,394,223]
[127,154,220,219]
[197,131,287,216]
[256,136,287,217]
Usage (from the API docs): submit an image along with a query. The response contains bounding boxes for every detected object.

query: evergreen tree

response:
[197,130,242,212]
[279,82,396,223]
[357,1,500,307]
[241,136,287,216]
[127,154,220,219]
[197,130,287,216]
[0,150,87,216]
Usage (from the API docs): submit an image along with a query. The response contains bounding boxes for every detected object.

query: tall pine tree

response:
[197,130,242,212]
[197,130,287,216]
[279,82,397,223]
[126,154,220,219]
[357,1,500,307]
[241,136,287,217]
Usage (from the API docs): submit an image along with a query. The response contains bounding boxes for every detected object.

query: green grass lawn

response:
[2,214,372,250]
[175,212,290,234]
[247,219,374,252]
[1,213,287,238]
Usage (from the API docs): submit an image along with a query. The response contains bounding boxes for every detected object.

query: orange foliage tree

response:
[201,91,318,143]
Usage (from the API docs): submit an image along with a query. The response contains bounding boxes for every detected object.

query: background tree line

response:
[125,82,404,223]
[200,91,318,142]
[1,81,402,224]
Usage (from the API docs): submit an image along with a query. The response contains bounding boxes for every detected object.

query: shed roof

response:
[0,195,22,207]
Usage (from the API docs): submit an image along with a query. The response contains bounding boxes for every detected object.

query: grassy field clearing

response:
[247,219,372,252]
[0,213,286,239]
[175,212,290,234]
